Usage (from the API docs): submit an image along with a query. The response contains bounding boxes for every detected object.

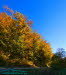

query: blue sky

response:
[0,0,66,53]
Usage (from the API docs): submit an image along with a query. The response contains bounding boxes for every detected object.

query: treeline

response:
[0,6,66,69]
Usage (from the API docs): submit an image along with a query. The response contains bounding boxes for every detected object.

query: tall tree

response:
[0,6,53,67]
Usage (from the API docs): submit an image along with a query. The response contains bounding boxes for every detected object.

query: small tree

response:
[51,48,66,70]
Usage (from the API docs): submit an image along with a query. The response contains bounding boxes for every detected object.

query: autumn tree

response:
[0,6,53,67]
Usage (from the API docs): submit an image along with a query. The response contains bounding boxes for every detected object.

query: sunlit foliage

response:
[0,6,53,67]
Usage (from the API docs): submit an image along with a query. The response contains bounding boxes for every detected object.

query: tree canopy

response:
[0,6,53,67]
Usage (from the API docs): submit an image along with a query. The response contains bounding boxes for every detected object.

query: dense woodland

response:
[0,6,66,70]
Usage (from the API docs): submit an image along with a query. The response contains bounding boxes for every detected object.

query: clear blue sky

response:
[0,0,66,53]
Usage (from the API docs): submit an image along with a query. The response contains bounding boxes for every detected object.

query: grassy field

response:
[0,67,66,75]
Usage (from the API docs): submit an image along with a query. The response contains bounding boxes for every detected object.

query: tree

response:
[55,48,66,58]
[0,6,53,67]
[51,48,66,70]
